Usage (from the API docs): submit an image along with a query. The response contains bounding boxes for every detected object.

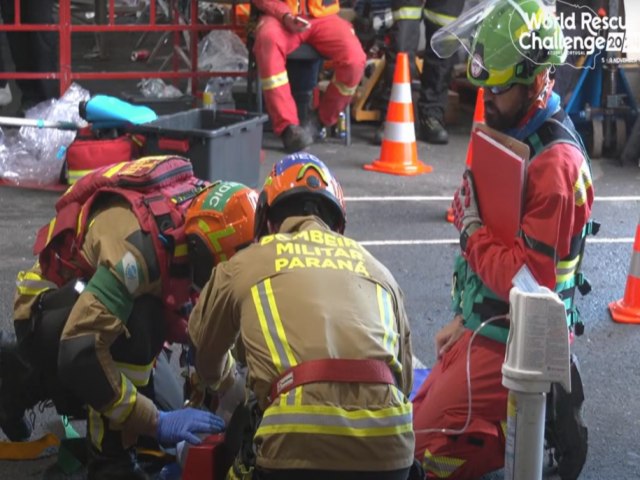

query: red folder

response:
[470,128,529,245]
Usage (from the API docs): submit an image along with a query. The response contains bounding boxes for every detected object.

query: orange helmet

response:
[185,181,258,288]
[254,153,346,239]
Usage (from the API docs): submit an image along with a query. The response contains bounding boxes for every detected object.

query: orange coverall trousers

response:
[412,330,509,479]
[253,14,365,135]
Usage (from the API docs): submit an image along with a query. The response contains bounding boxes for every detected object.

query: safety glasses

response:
[487,83,516,95]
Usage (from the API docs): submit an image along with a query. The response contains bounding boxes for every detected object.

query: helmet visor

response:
[430,0,503,60]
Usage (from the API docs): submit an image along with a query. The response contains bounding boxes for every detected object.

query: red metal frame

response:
[0,0,245,97]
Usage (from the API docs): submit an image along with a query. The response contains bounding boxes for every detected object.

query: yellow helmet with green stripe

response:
[467,0,567,87]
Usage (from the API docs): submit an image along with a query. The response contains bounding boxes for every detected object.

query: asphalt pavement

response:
[1,121,640,479]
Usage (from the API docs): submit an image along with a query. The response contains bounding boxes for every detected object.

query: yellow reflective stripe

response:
[255,279,302,404]
[103,162,127,178]
[556,256,580,283]
[376,284,402,377]
[174,243,189,258]
[261,71,289,91]
[46,218,56,244]
[423,448,466,478]
[76,204,85,235]
[252,284,282,371]
[16,271,57,297]
[195,219,236,262]
[67,169,94,184]
[103,374,137,424]
[252,280,297,372]
[393,6,422,20]
[484,65,516,86]
[264,279,296,368]
[257,403,413,437]
[423,8,457,26]
[332,76,358,96]
[88,408,104,450]
[116,361,154,387]
[574,161,593,207]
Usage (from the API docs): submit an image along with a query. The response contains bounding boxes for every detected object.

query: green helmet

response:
[467,0,567,87]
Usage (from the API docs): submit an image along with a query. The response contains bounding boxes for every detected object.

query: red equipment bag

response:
[65,128,140,184]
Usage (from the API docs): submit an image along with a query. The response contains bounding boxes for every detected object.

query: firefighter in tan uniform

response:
[189,153,416,480]
[0,157,257,478]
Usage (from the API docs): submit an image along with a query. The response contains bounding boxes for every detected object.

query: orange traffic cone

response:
[465,87,486,168]
[446,87,486,222]
[364,52,432,176]
[609,221,640,323]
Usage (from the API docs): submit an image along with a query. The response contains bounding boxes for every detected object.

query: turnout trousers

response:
[253,14,366,135]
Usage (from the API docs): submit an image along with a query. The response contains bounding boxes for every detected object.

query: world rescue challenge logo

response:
[513,0,638,67]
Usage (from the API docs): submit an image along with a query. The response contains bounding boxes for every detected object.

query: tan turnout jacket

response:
[189,216,415,471]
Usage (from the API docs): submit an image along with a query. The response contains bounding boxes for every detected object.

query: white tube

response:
[414,314,508,435]
[504,390,546,480]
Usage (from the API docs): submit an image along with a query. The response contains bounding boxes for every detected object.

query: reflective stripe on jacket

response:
[189,216,414,471]
[457,112,595,343]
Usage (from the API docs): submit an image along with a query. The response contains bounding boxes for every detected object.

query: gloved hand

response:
[452,170,482,237]
[157,408,225,446]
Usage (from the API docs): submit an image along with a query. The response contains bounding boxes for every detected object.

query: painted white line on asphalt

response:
[346,196,452,201]
[360,237,634,246]
[592,197,640,202]
[346,195,640,202]
[360,239,457,246]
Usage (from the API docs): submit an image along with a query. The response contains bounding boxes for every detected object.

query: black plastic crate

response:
[129,109,268,187]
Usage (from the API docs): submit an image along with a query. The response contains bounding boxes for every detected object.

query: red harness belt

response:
[269,358,396,403]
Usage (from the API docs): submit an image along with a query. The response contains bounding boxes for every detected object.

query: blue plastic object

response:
[82,95,157,129]
[158,462,182,480]
[410,368,431,401]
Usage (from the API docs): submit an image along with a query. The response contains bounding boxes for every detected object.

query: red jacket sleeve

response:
[464,143,594,300]
[253,0,291,20]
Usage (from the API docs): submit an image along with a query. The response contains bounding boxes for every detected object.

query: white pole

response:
[504,390,546,480]
[503,282,572,480]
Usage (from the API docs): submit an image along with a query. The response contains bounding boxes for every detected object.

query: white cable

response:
[414,314,509,435]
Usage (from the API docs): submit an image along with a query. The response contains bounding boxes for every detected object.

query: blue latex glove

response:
[157,408,225,446]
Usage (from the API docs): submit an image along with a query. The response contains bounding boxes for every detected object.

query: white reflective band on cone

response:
[630,251,640,278]
[384,122,416,143]
[390,83,412,103]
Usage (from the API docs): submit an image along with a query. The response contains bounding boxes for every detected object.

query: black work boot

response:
[545,354,588,480]
[419,116,449,144]
[281,125,313,153]
[0,332,33,442]
[303,110,328,142]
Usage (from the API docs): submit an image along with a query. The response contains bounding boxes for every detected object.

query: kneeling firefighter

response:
[188,153,418,480]
[1,156,257,478]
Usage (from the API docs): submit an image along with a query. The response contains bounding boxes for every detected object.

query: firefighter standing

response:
[0,0,59,108]
[252,0,366,153]
[412,1,594,478]
[189,153,415,479]
[374,0,466,145]
[0,157,257,478]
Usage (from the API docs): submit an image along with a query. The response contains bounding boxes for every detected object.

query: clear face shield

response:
[430,0,559,58]
[430,0,505,61]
